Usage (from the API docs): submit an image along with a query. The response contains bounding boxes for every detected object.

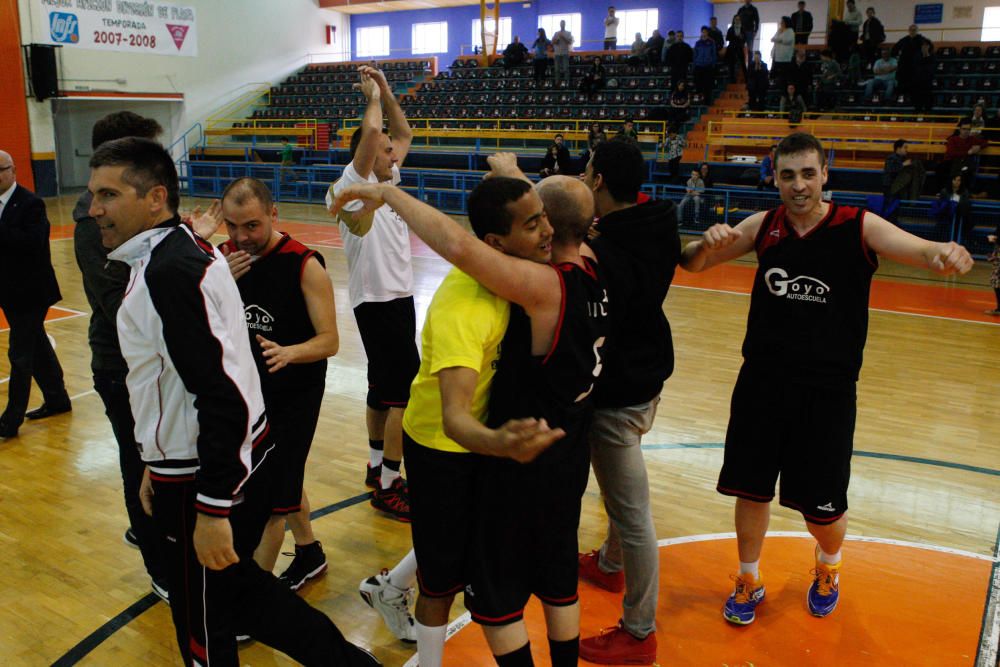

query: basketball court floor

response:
[1,193,998,666]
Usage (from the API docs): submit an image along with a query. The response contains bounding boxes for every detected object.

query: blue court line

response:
[641,443,1000,477]
[51,449,998,665]
[975,522,1000,665]
[49,492,372,667]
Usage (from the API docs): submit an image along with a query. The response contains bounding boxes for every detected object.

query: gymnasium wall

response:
[349,0,714,68]
[15,0,350,195]
[864,0,996,42]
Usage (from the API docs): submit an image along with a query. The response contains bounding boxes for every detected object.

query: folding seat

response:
[958,60,980,74]
[937,46,956,58]
[962,46,982,58]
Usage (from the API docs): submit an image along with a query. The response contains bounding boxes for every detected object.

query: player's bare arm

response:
[329,72,381,235]
[359,65,413,166]
[439,366,564,463]
[680,211,764,272]
[862,212,974,275]
[331,182,562,314]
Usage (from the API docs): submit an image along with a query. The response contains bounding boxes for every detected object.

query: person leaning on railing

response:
[779,83,808,126]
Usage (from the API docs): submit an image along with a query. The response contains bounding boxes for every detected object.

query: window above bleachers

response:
[472,17,512,52]
[413,22,448,55]
[983,7,1000,41]
[615,9,659,46]
[539,13,582,48]
[357,26,389,57]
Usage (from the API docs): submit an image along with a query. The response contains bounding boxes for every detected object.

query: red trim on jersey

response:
[778,498,845,525]
[415,569,465,598]
[251,423,271,449]
[858,210,879,268]
[716,485,774,502]
[190,638,207,660]
[194,503,231,517]
[537,592,579,605]
[149,472,196,483]
[784,202,837,240]
[154,354,167,459]
[542,265,567,365]
[471,608,526,624]
[219,239,237,255]
[299,251,318,282]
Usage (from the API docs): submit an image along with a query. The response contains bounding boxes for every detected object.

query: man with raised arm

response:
[680,132,972,626]
[328,66,417,522]
[334,158,611,667]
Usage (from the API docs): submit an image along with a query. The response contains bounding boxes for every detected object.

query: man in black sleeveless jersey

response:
[219,178,339,591]
[333,163,610,667]
[89,137,378,666]
[681,132,973,626]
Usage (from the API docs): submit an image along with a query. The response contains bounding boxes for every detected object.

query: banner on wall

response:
[35,0,197,57]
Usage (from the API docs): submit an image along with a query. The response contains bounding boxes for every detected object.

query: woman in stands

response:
[936,174,973,243]
[771,17,796,86]
[779,82,808,126]
[746,51,770,111]
[725,15,748,83]
[580,56,607,97]
[628,32,647,70]
[532,28,552,83]
[670,80,691,124]
[581,122,607,164]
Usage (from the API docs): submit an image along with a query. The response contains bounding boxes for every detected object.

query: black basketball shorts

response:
[353,297,420,410]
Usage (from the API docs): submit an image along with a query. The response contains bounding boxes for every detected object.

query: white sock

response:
[415,621,447,667]
[380,465,401,490]
[387,549,418,591]
[739,560,760,580]
[818,548,841,565]
[369,448,383,467]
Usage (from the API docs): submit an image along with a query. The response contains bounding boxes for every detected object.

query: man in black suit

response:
[0,150,71,438]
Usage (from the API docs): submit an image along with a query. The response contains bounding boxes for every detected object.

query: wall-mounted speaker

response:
[28,44,59,101]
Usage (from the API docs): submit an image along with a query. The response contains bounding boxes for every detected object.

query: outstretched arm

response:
[330,182,559,313]
[862,212,973,275]
[360,65,413,166]
[680,212,762,272]
[352,73,383,180]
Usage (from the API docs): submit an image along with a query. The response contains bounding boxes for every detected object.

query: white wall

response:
[19,0,350,155]
[865,0,999,42]
[714,0,829,45]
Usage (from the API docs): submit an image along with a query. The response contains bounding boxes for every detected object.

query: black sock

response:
[548,636,579,667]
[495,642,533,667]
[383,457,401,472]
[369,439,384,452]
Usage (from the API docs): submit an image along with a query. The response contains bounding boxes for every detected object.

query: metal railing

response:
[178,160,997,258]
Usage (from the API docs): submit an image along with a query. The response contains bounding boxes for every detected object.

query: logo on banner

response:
[49,12,79,44]
[166,24,190,50]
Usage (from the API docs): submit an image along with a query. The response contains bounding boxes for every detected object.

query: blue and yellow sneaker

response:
[723,572,765,625]
[807,558,841,617]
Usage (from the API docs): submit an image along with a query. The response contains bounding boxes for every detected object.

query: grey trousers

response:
[588,396,660,638]
[554,54,570,85]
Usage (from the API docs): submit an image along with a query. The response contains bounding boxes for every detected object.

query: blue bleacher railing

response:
[179,160,997,259]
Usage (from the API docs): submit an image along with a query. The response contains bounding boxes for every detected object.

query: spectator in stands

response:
[670,80,692,123]
[708,17,725,51]
[666,30,693,86]
[892,25,933,97]
[943,120,988,190]
[771,17,796,85]
[725,17,748,83]
[788,50,813,101]
[552,133,573,172]
[780,83,808,125]
[699,162,715,189]
[604,7,620,50]
[843,0,864,42]
[531,28,552,83]
[552,21,574,87]
[815,49,842,111]
[883,139,926,204]
[661,30,677,64]
[860,7,886,65]
[279,137,297,182]
[864,47,897,103]
[969,104,987,135]
[792,1,813,45]
[746,50,770,111]
[647,29,665,67]
[986,230,1000,316]
[628,32,648,69]
[735,0,760,53]
[679,168,705,220]
[910,41,935,113]
[935,174,972,241]
[503,36,529,69]
[663,125,687,179]
[694,27,719,104]
[618,119,639,142]
[582,122,608,164]
[580,56,607,97]
[757,145,776,189]
[539,144,568,177]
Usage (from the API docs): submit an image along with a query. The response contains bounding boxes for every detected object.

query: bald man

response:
[0,150,70,438]
[335,164,610,666]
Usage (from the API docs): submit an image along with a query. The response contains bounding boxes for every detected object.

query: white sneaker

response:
[359,569,417,643]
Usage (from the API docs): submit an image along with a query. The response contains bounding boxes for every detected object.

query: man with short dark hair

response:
[0,149,70,440]
[503,36,529,68]
[219,178,339,591]
[942,120,988,190]
[735,0,760,52]
[892,24,933,96]
[681,132,972,627]
[89,136,378,666]
[693,26,719,103]
[552,20,575,86]
[329,66,417,521]
[577,137,682,665]
[707,17,725,51]
[865,47,898,102]
[860,7,886,64]
[72,111,168,599]
[883,139,925,205]
[604,7,619,50]
[666,30,693,87]
[792,1,813,45]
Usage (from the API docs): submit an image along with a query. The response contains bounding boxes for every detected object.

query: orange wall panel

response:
[0,0,35,192]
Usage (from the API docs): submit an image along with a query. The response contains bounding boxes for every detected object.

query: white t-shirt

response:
[328,162,413,309]
[604,16,619,39]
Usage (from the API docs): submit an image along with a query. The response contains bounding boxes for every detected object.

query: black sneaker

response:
[370,477,411,522]
[277,541,328,591]
[365,462,382,489]
[124,528,139,549]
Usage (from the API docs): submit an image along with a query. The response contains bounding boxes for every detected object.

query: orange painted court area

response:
[443,536,992,666]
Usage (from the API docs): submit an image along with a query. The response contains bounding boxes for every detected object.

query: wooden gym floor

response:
[0,194,998,666]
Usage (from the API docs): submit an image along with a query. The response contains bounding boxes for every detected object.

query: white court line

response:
[979,537,1000,667]
[0,377,7,385]
[402,612,472,667]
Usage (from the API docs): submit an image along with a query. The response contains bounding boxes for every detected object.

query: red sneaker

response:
[578,550,625,593]
[580,622,656,665]
[371,476,411,522]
